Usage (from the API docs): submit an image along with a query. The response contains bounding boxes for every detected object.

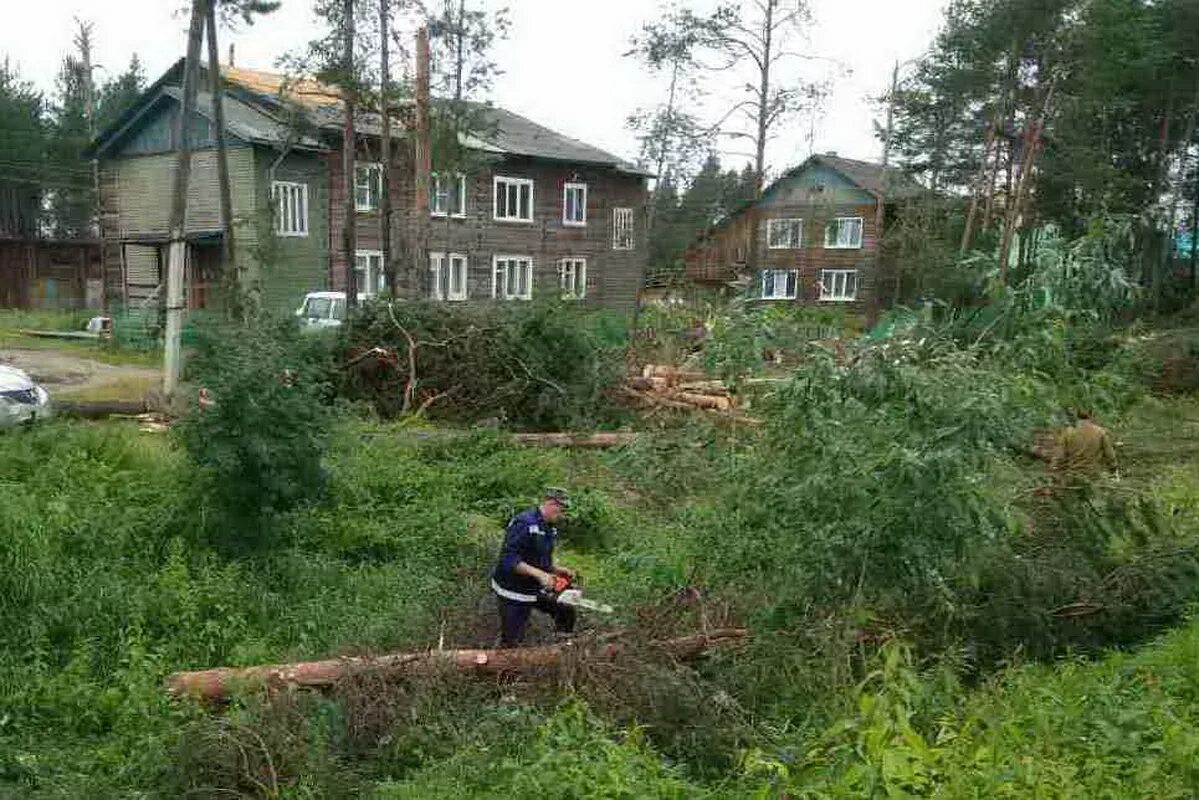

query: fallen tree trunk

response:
[167,628,748,701]
[55,400,149,418]
[672,391,732,411]
[511,432,640,449]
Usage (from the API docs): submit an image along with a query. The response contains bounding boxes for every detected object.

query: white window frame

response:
[355,162,382,212]
[760,269,798,300]
[493,175,535,223]
[354,250,384,297]
[492,255,534,300]
[558,257,587,300]
[612,207,634,250]
[429,252,469,301]
[431,172,467,218]
[766,218,803,250]
[271,181,309,237]
[562,182,587,227]
[824,216,864,249]
[819,269,858,302]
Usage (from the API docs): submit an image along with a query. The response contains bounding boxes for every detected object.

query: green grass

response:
[6,328,1199,795]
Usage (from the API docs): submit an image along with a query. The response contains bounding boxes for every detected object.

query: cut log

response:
[671,392,733,411]
[677,381,729,396]
[166,628,749,701]
[626,376,671,392]
[641,364,706,382]
[511,432,640,449]
[55,400,149,418]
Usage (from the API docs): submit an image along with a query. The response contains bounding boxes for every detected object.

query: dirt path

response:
[0,348,160,402]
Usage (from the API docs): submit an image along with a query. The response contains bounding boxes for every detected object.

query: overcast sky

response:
[5,0,948,179]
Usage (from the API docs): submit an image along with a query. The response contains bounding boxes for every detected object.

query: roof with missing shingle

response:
[90,59,650,175]
[220,63,647,173]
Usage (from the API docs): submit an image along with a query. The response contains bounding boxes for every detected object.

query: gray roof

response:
[163,86,326,151]
[803,153,925,199]
[471,105,649,174]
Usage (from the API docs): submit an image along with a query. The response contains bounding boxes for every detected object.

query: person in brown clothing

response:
[1051,411,1118,479]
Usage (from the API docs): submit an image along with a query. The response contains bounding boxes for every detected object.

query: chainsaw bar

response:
[556,588,615,614]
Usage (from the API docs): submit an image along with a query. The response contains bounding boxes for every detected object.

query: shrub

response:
[175,314,336,548]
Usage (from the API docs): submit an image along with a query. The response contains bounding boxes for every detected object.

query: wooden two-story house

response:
[86,59,651,315]
[683,154,924,315]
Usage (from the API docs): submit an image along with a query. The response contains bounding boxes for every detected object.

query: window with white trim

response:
[824,217,863,249]
[819,269,858,302]
[760,269,798,300]
[355,163,382,211]
[494,176,534,222]
[767,218,803,249]
[431,172,467,217]
[272,181,308,237]
[612,207,634,250]
[493,255,533,300]
[562,182,587,226]
[354,250,384,296]
[430,252,468,301]
[558,258,587,299]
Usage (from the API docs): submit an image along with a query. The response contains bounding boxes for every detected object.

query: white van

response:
[296,291,347,329]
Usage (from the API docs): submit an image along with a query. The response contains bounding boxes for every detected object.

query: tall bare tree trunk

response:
[379,0,394,296]
[342,0,358,309]
[205,4,236,287]
[163,0,207,400]
[745,0,775,280]
[879,61,898,308]
[413,26,432,299]
[998,85,1055,283]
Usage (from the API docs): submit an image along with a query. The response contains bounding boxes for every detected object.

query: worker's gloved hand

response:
[538,573,558,592]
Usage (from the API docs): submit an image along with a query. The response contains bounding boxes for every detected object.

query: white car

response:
[295,291,377,330]
[0,364,52,428]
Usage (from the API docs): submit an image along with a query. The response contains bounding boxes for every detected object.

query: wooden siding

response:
[332,145,648,312]
[251,148,330,313]
[114,99,221,157]
[0,240,102,310]
[98,146,258,308]
[685,163,884,313]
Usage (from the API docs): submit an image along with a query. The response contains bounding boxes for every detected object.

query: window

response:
[272,181,308,237]
[354,250,384,296]
[562,182,587,226]
[430,252,468,301]
[767,218,803,249]
[558,258,587,299]
[824,217,864,249]
[494,176,534,222]
[760,269,798,300]
[492,255,533,300]
[431,173,467,217]
[819,269,858,302]
[612,207,634,250]
[355,163,382,212]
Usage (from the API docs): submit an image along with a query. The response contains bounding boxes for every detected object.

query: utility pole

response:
[163,0,207,400]
[379,0,394,295]
[342,0,358,309]
[206,3,235,273]
[413,26,431,299]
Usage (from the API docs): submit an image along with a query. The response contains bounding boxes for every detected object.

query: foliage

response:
[342,300,627,430]
[375,702,706,798]
[0,62,48,237]
[175,315,336,546]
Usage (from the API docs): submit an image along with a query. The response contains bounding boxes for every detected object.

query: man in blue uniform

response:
[491,487,577,646]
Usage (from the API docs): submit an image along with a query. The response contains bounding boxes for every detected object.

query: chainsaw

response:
[543,574,615,614]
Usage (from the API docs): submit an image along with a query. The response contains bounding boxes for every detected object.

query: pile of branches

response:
[340,301,625,430]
